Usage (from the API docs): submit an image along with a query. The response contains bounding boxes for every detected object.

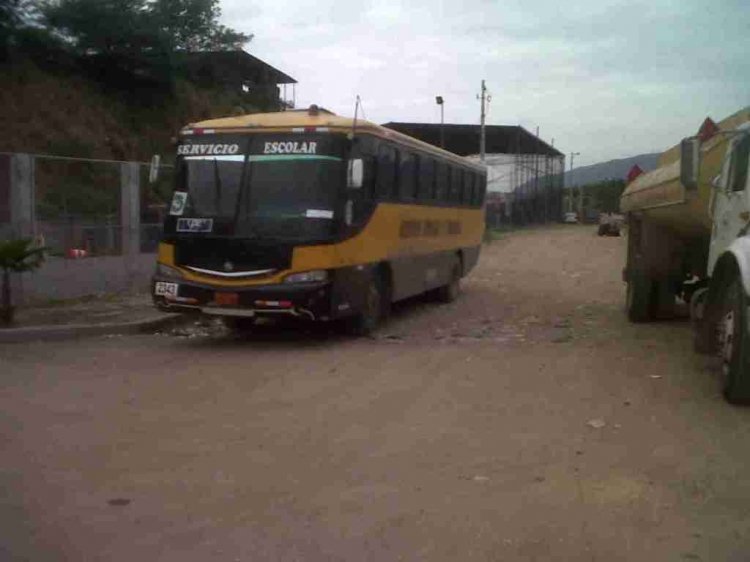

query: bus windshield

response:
[171,134,345,241]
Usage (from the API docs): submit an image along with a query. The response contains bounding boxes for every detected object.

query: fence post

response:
[6,154,36,305]
[10,153,35,239]
[120,162,140,257]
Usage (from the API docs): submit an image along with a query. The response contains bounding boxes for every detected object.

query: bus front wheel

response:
[346,274,385,337]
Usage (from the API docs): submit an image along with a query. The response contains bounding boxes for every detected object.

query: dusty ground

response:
[2,225,750,561]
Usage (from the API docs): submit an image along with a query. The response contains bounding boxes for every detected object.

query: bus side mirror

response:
[347,159,363,189]
[149,154,161,184]
[680,138,699,191]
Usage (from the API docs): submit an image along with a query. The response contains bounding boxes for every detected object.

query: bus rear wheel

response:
[436,261,461,303]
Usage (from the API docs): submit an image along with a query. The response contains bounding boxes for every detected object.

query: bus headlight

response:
[156,263,184,279]
[283,270,328,284]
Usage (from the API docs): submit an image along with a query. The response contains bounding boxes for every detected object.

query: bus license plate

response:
[215,292,239,306]
[155,282,178,297]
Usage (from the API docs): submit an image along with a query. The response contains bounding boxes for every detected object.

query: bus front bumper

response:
[152,277,334,321]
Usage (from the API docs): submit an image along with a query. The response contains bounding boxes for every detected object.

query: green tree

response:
[579,179,626,214]
[40,0,251,56]
[0,239,46,325]
[149,0,251,52]
[39,0,252,89]
[41,0,155,57]
[1,0,48,59]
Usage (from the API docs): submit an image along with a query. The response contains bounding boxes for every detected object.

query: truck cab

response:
[683,125,750,402]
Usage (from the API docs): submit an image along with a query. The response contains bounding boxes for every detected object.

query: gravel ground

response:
[2,224,750,562]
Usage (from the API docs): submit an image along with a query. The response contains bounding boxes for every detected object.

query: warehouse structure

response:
[382,122,565,225]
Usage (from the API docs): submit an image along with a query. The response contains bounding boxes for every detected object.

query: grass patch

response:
[483,225,517,242]
[30,292,131,309]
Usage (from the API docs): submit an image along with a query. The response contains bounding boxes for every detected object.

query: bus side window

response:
[477,174,487,205]
[450,166,462,203]
[463,171,474,205]
[435,162,449,202]
[418,158,435,201]
[376,144,396,200]
[391,150,401,199]
[399,152,416,201]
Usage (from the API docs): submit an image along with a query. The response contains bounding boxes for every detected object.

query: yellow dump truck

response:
[620,106,750,402]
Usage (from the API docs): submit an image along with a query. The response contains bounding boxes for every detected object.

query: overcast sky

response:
[221,0,748,166]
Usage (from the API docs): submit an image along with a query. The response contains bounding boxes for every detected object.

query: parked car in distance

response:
[597,213,623,236]
[563,212,578,224]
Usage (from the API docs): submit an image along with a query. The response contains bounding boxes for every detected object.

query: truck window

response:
[730,135,750,192]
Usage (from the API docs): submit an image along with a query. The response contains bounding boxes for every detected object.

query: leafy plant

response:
[0,238,46,325]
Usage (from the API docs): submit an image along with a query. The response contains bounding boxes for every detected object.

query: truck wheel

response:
[626,272,653,322]
[436,260,461,303]
[717,278,750,404]
[346,273,385,337]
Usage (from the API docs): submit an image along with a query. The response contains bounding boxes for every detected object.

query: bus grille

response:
[172,238,294,273]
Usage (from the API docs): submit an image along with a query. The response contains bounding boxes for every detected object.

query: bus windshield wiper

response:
[213,157,222,213]
[232,155,250,234]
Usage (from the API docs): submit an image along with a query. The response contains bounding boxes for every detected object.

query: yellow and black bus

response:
[153,105,487,334]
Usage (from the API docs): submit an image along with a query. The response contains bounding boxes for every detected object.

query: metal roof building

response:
[184,50,297,110]
[382,122,562,158]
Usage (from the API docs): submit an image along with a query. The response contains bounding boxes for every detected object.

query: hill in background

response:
[564,153,661,187]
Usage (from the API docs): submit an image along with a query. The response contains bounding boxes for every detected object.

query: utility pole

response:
[478,80,490,161]
[570,151,580,215]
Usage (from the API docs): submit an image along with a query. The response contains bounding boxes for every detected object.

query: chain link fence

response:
[35,156,123,256]
[1,152,174,302]
[31,154,175,256]
[482,153,566,227]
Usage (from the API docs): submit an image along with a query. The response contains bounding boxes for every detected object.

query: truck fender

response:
[718,237,750,296]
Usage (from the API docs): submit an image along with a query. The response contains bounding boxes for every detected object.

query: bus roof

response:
[185,107,486,172]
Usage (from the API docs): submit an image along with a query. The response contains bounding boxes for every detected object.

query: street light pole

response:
[570,151,580,217]
[435,96,445,148]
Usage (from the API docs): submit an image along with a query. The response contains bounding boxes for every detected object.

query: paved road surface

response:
[2,225,750,561]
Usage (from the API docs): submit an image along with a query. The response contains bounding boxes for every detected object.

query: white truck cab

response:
[684,125,750,402]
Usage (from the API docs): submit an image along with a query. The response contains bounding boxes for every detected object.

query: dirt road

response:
[2,225,750,561]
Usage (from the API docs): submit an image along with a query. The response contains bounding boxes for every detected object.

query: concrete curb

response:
[0,313,189,344]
